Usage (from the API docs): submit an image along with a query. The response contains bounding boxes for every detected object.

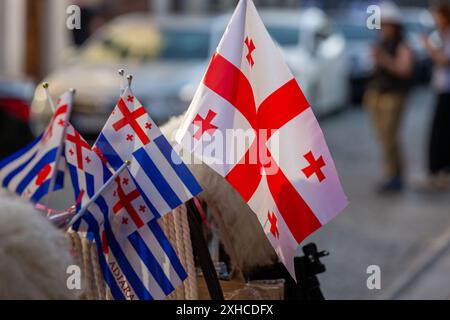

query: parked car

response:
[213,8,350,115]
[31,14,213,137]
[31,9,349,137]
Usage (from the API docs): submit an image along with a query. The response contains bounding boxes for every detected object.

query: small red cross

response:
[66,129,91,170]
[122,217,129,225]
[122,178,129,185]
[92,146,107,164]
[192,109,218,140]
[113,177,144,228]
[127,95,134,102]
[139,205,146,213]
[267,211,279,239]
[145,122,152,130]
[126,134,133,141]
[56,98,61,105]
[245,37,256,67]
[113,99,150,145]
[85,156,91,164]
[58,119,65,126]
[69,149,74,156]
[301,151,326,182]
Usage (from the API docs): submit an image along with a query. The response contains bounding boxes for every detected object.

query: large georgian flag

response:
[0,92,70,203]
[175,0,348,278]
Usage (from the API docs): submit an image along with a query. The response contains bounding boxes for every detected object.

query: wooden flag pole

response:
[118,69,126,95]
[42,82,56,112]
[66,160,131,229]
[186,198,224,300]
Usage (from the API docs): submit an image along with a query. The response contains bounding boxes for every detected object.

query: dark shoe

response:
[377,177,403,194]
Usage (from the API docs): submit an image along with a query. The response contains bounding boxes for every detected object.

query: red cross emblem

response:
[113,98,150,145]
[66,129,91,170]
[267,211,280,239]
[42,104,68,143]
[301,151,326,182]
[112,177,144,229]
[203,54,321,243]
[192,110,218,140]
[245,37,256,67]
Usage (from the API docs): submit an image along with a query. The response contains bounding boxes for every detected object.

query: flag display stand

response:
[186,199,224,300]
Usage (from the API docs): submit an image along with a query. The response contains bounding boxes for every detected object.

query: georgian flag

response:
[95,87,202,220]
[65,125,187,300]
[175,0,348,278]
[0,92,71,203]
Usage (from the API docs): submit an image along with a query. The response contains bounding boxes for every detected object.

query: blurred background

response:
[1,0,450,299]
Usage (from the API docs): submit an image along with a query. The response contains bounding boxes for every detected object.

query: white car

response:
[31,8,348,137]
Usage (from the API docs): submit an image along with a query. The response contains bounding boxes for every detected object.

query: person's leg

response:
[429,93,449,174]
[376,92,406,191]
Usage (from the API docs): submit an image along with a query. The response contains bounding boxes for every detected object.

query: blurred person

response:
[363,2,413,194]
[418,2,450,191]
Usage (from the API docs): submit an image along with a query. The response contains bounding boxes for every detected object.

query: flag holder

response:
[186,198,224,300]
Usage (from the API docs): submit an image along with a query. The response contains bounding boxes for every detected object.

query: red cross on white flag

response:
[175,0,348,279]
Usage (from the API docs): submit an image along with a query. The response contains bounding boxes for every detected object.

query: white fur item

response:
[0,193,76,299]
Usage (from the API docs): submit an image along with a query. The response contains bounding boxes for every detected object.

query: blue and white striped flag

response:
[95,87,202,219]
[0,92,71,202]
[65,125,187,299]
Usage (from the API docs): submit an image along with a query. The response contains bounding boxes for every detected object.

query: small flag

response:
[0,92,71,203]
[65,125,186,299]
[175,0,348,278]
[95,87,202,219]
[76,168,187,300]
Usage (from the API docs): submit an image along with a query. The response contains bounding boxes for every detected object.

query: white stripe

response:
[144,143,194,203]
[0,143,39,182]
[128,161,172,215]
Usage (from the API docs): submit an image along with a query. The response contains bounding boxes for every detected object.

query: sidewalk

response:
[306,86,450,299]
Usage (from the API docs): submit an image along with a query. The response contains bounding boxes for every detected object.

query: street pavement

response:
[305,86,450,300]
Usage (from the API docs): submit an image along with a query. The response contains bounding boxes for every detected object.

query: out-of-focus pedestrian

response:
[418,2,450,191]
[363,2,413,194]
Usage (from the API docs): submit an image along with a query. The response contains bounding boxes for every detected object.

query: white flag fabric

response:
[175,0,348,278]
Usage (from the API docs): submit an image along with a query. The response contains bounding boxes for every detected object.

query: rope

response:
[81,237,96,300]
[90,243,106,300]
[178,204,198,300]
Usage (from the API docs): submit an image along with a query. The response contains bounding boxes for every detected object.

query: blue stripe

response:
[102,162,112,184]
[2,152,37,188]
[82,213,126,300]
[128,230,175,296]
[29,170,64,203]
[154,135,202,197]
[96,196,153,300]
[0,134,41,170]
[130,174,160,220]
[133,148,182,209]
[148,219,188,281]
[95,134,124,170]
[15,148,58,195]
[85,172,95,198]
[68,164,82,230]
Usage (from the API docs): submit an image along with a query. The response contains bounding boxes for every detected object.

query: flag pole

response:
[42,82,56,112]
[45,88,75,213]
[118,69,126,95]
[66,160,131,229]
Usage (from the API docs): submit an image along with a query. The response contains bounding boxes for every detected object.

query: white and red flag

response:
[175,0,348,278]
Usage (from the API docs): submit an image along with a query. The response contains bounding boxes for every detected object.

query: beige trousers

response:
[363,89,407,180]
